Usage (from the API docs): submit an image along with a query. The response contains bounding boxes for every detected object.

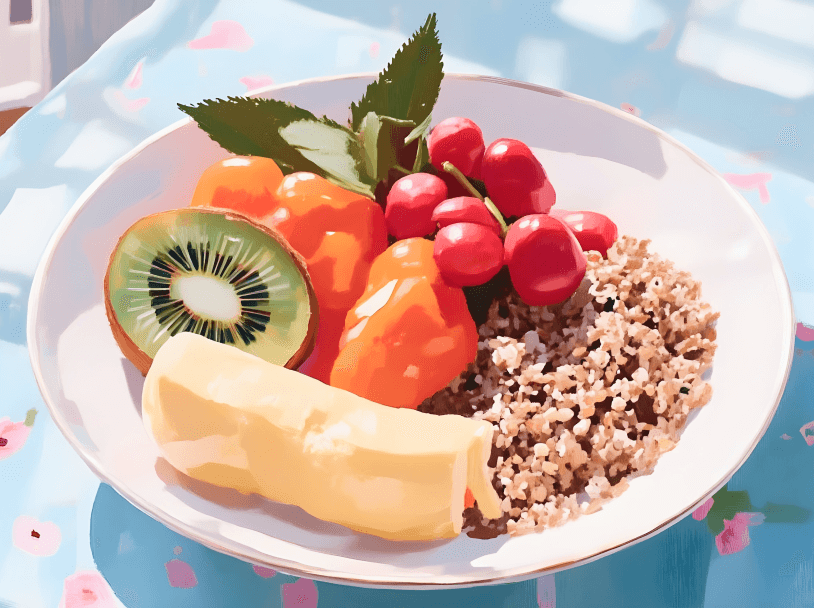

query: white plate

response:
[27,74,794,589]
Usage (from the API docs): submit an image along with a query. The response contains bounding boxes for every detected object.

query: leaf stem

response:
[442,161,509,238]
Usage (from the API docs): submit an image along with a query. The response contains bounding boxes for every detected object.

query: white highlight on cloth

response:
[0,184,69,276]
[173,275,241,321]
[442,55,500,76]
[553,0,668,43]
[38,94,66,118]
[738,0,814,48]
[54,120,134,170]
[0,282,21,297]
[688,0,738,15]
[514,37,566,89]
[676,22,814,98]
[792,291,814,329]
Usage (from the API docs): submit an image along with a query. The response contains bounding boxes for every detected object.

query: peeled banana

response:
[142,332,502,541]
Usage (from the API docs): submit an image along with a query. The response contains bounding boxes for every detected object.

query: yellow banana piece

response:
[142,332,502,541]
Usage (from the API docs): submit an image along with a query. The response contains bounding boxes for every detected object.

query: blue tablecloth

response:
[2,0,814,606]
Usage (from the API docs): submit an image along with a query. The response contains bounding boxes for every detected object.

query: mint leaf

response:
[404,112,432,146]
[350,13,443,132]
[412,136,429,172]
[358,112,417,182]
[178,96,376,198]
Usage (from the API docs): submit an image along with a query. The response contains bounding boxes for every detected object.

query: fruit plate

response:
[27,73,794,589]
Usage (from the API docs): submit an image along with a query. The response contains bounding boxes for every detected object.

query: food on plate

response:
[268,172,388,313]
[427,117,486,179]
[431,196,501,236]
[385,172,448,239]
[121,11,719,541]
[482,138,556,217]
[142,332,502,541]
[104,208,317,374]
[189,156,284,217]
[433,222,504,288]
[503,214,587,306]
[550,208,618,258]
[421,237,719,537]
[192,164,389,383]
[266,172,389,381]
[330,238,478,409]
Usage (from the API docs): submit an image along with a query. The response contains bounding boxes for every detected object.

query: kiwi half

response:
[104,208,318,375]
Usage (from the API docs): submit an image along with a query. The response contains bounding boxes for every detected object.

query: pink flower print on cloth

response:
[58,571,116,608]
[0,408,37,460]
[282,578,319,607]
[800,421,814,446]
[723,172,772,204]
[240,75,274,91]
[253,565,277,578]
[188,21,254,52]
[13,515,61,556]
[124,61,143,90]
[165,558,198,588]
[796,322,814,341]
[715,512,765,555]
[692,497,715,520]
[620,102,641,117]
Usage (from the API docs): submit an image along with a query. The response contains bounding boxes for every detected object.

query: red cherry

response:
[549,209,618,257]
[385,173,448,239]
[470,154,483,181]
[504,214,586,306]
[431,197,501,236]
[428,117,486,178]
[437,170,473,199]
[434,223,504,287]
[481,139,555,218]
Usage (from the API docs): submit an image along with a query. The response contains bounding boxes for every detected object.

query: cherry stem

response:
[392,164,412,175]
[441,161,509,238]
[483,197,509,238]
[441,161,482,200]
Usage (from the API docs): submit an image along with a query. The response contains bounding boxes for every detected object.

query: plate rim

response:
[26,72,796,589]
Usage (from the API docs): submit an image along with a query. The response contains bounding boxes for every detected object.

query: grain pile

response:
[419,236,719,538]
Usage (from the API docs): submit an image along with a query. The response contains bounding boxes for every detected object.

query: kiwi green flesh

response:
[106,209,314,368]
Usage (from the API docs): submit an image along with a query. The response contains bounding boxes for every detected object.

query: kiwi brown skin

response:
[103,207,320,376]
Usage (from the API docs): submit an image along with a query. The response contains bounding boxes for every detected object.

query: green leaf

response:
[178,96,376,198]
[349,13,443,132]
[762,502,810,524]
[705,485,756,536]
[358,112,417,182]
[24,408,37,427]
[412,137,430,172]
[404,112,433,146]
